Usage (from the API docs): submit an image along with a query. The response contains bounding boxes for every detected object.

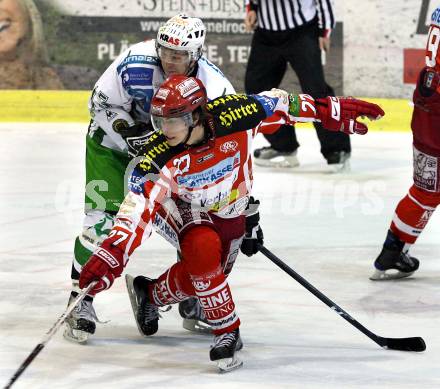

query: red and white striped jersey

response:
[110,92,320,258]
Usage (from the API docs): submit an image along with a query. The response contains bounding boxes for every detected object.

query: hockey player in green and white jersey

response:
[64,14,235,343]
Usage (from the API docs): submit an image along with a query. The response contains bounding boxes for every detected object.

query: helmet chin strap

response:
[182,125,195,146]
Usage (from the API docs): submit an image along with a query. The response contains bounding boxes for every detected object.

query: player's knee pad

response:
[181,226,222,276]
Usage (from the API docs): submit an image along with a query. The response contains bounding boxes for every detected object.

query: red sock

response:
[181,226,240,335]
[390,185,439,245]
[149,262,194,306]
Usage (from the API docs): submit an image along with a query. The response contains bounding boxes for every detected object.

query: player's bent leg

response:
[181,226,243,372]
[153,199,214,333]
[64,210,115,343]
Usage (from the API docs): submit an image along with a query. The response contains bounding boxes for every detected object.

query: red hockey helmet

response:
[151,75,207,134]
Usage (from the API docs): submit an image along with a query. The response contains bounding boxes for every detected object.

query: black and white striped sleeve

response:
[315,0,336,37]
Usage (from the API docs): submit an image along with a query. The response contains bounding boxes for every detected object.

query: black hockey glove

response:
[113,120,155,157]
[240,197,264,257]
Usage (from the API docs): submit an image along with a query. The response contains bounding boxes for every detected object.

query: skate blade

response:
[63,324,89,344]
[370,269,415,281]
[216,355,243,373]
[182,318,212,334]
[254,156,299,168]
[327,160,351,174]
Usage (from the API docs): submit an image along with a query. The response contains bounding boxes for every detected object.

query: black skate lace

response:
[214,331,237,348]
[140,302,160,324]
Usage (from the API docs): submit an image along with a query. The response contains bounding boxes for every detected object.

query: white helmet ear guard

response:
[156,14,206,62]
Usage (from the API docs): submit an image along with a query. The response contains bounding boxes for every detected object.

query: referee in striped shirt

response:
[245,0,351,171]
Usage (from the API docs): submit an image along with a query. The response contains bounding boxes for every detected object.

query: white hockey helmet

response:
[156,14,206,62]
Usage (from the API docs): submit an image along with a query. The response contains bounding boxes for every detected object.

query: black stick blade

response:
[382,337,426,352]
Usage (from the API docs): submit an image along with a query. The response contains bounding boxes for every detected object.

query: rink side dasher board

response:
[0,91,412,132]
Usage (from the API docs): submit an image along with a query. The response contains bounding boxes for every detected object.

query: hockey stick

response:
[257,245,426,352]
[3,281,98,389]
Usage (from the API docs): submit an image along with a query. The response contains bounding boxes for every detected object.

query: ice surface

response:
[0,124,439,388]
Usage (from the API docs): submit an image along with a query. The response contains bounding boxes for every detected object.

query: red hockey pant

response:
[149,215,245,335]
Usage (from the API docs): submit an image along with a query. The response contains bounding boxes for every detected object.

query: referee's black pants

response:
[245,20,351,160]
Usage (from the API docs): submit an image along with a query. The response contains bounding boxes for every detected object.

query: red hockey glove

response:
[79,239,125,296]
[316,97,384,135]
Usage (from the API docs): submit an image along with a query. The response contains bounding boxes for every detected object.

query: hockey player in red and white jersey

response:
[65,14,235,343]
[370,7,440,281]
[78,75,384,372]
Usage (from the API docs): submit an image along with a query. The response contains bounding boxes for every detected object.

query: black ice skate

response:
[370,247,420,281]
[178,297,212,334]
[125,274,159,336]
[210,328,243,373]
[63,293,98,344]
[325,151,351,173]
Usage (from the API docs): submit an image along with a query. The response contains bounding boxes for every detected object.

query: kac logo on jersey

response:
[220,140,238,153]
[193,280,211,291]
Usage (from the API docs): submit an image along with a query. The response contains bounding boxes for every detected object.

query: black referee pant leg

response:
[245,32,299,153]
[286,26,351,160]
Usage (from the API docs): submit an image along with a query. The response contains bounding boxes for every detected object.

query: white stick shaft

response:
[41,281,97,345]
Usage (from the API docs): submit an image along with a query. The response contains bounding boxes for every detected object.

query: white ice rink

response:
[1,123,439,388]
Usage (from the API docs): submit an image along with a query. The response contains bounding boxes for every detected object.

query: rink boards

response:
[0,90,413,132]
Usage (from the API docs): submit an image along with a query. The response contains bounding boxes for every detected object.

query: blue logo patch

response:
[432,7,440,24]
[122,68,154,88]
[128,169,145,194]
[254,95,278,116]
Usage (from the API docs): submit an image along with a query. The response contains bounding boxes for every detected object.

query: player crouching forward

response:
[78,75,384,372]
